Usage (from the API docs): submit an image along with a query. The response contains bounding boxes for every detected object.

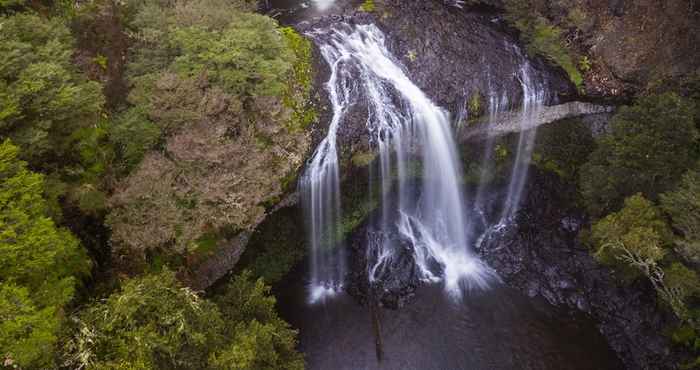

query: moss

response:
[280,27,317,133]
[192,232,219,257]
[351,151,376,167]
[93,53,108,70]
[359,0,375,12]
[504,2,584,90]
[338,198,379,241]
[467,90,485,119]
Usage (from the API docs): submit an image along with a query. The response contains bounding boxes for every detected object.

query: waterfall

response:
[299,26,354,303]
[500,61,549,221]
[301,23,495,303]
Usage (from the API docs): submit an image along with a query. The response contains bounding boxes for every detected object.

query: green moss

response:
[338,198,379,240]
[504,3,584,90]
[359,0,375,12]
[280,27,317,133]
[351,151,376,167]
[192,232,219,258]
[467,90,485,119]
[93,53,108,70]
[526,20,583,88]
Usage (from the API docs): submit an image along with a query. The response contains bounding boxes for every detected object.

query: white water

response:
[299,26,353,303]
[500,61,549,221]
[302,23,495,303]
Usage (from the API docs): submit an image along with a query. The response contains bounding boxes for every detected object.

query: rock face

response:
[347,223,423,309]
[476,167,682,370]
[374,0,576,113]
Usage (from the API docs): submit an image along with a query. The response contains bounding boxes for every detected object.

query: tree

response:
[64,270,303,370]
[661,166,700,266]
[64,270,225,369]
[107,0,313,267]
[590,194,672,281]
[212,271,304,370]
[0,140,90,367]
[0,13,104,168]
[590,194,696,322]
[580,93,698,217]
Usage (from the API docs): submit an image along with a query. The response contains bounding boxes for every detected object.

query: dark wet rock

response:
[476,167,683,370]
[347,221,422,309]
[374,0,576,112]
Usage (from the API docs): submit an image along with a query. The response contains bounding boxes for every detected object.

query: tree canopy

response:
[0,140,90,368]
[580,93,698,217]
[65,270,303,370]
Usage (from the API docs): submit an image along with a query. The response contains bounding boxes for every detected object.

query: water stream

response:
[301,23,498,303]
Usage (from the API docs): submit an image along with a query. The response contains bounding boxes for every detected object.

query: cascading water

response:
[301,23,495,303]
[469,45,549,256]
[500,61,549,221]
[299,30,355,303]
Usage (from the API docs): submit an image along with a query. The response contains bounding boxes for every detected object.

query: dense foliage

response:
[0,12,110,216]
[580,93,698,218]
[106,0,313,271]
[577,93,700,365]
[64,270,302,370]
[1,0,307,367]
[0,140,90,368]
[661,166,700,266]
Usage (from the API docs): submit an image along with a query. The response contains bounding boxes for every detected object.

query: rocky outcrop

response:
[476,168,684,370]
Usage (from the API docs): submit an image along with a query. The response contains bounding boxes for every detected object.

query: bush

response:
[107,0,312,266]
[532,118,595,180]
[64,270,225,369]
[580,93,698,217]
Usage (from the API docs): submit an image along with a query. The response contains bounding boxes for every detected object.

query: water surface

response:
[277,273,624,370]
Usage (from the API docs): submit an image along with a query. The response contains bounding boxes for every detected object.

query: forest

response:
[1,0,699,369]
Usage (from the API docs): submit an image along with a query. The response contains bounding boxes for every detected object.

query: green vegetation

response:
[1,0,307,367]
[503,1,583,89]
[106,0,312,269]
[467,90,485,119]
[360,0,375,12]
[532,118,595,180]
[580,93,698,218]
[573,93,700,365]
[64,270,302,370]
[590,194,672,281]
[0,12,109,215]
[281,27,317,133]
[661,166,700,266]
[0,140,90,368]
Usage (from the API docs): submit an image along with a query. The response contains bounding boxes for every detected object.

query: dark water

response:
[276,265,624,370]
